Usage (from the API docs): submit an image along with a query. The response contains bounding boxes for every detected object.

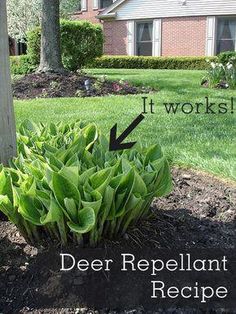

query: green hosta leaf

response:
[48,153,64,170]
[0,195,19,224]
[18,143,32,158]
[78,167,97,186]
[0,168,13,203]
[59,167,79,187]
[21,177,36,196]
[81,191,102,217]
[49,123,58,136]
[40,196,63,224]
[24,161,44,180]
[89,167,114,195]
[133,170,147,197]
[155,160,172,197]
[65,154,80,167]
[126,193,143,213]
[18,194,42,225]
[142,172,156,187]
[67,207,95,234]
[52,172,81,207]
[144,144,163,166]
[69,133,86,154]
[100,185,115,219]
[19,120,41,136]
[18,134,29,145]
[7,168,21,186]
[43,143,58,154]
[64,198,78,222]
[82,124,98,150]
[36,190,50,208]
[121,158,132,173]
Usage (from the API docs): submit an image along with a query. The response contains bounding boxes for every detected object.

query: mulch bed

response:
[12,72,153,99]
[0,168,235,313]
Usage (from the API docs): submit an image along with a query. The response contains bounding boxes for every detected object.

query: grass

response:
[14,69,236,181]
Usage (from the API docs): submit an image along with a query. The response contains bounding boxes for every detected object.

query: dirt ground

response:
[0,167,235,313]
[12,72,152,99]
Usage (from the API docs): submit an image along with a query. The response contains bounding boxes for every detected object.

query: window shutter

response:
[153,19,162,56]
[93,0,99,10]
[127,21,135,56]
[81,0,87,11]
[206,16,216,56]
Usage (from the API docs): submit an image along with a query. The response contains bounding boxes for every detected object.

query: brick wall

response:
[162,16,207,56]
[72,1,102,24]
[103,20,128,55]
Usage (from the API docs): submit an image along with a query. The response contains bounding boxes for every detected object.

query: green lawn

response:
[14,69,236,181]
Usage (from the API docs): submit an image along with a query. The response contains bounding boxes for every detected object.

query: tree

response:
[7,0,41,41]
[38,0,65,73]
[7,0,81,41]
[0,0,17,165]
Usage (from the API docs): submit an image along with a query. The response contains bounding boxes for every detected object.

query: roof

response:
[97,0,127,19]
[98,0,236,21]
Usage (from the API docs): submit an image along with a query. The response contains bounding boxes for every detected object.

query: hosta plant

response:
[0,120,172,247]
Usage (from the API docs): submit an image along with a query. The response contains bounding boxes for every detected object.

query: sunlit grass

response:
[14,69,236,181]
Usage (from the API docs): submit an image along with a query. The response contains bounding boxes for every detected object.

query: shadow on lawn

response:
[0,205,235,313]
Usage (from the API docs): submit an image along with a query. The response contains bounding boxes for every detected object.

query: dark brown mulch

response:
[12,72,153,99]
[0,168,235,313]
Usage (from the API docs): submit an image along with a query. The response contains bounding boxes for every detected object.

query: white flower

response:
[211,62,216,69]
[225,83,229,88]
[227,63,233,70]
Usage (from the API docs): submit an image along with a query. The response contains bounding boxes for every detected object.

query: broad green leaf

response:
[19,194,42,225]
[0,168,13,203]
[64,198,78,222]
[81,191,102,217]
[40,196,63,224]
[144,144,163,166]
[155,160,172,197]
[0,195,19,224]
[59,166,79,187]
[52,172,81,207]
[67,207,95,234]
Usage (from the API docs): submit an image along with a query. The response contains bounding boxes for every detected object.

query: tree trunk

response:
[38,0,65,73]
[0,0,17,165]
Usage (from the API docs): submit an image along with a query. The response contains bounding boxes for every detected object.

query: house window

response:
[99,0,113,9]
[217,18,236,54]
[136,22,153,56]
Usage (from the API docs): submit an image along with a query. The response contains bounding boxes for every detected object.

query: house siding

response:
[162,16,207,56]
[111,0,236,20]
[103,20,128,55]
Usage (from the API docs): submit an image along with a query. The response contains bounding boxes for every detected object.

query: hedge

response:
[89,55,218,70]
[27,20,104,71]
[10,55,36,75]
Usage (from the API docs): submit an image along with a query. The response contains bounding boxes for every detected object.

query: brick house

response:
[75,0,236,57]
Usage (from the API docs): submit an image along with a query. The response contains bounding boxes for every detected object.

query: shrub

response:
[0,120,172,247]
[89,55,218,70]
[27,27,41,65]
[203,57,236,89]
[218,51,236,65]
[10,55,36,75]
[27,20,104,70]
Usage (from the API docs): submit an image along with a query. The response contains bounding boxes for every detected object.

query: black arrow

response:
[109,114,145,151]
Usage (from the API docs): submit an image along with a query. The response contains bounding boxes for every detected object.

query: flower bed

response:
[202,56,236,89]
[12,72,154,99]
